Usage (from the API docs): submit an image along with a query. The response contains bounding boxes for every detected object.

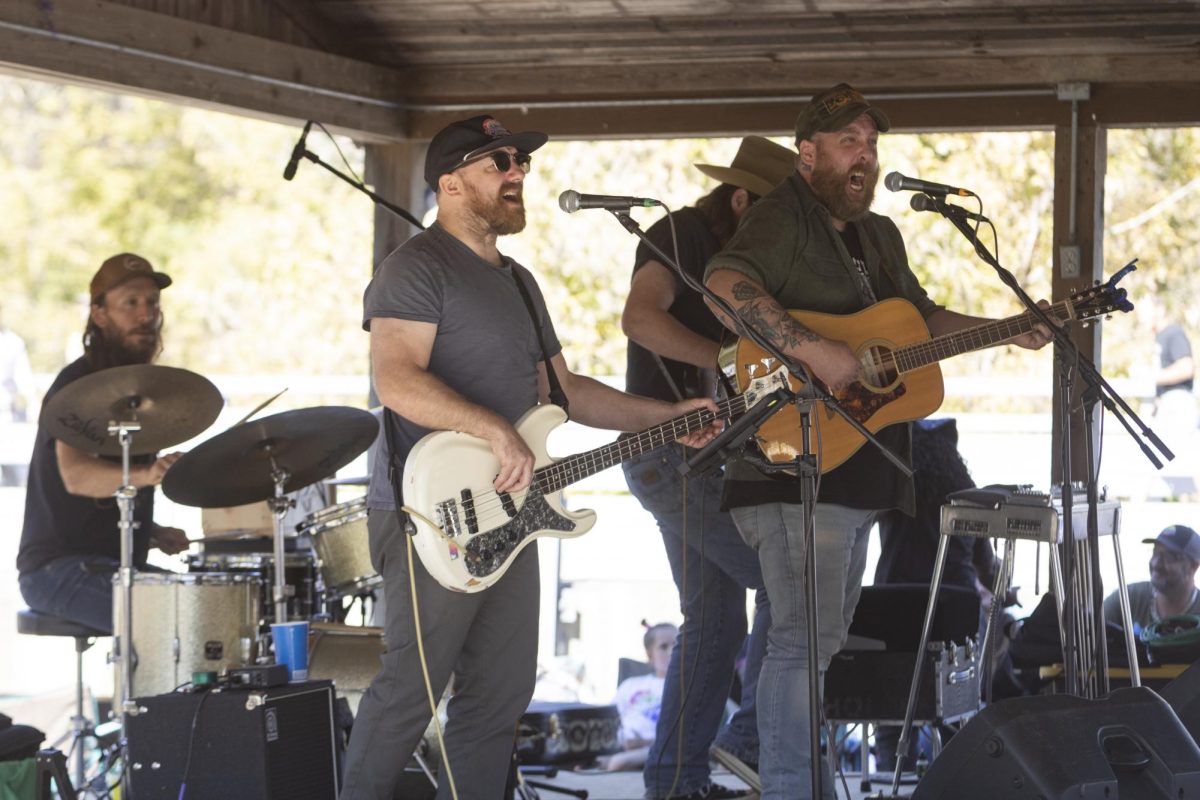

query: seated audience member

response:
[602,622,678,772]
[1104,524,1200,634]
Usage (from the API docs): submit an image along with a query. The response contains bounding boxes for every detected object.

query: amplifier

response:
[824,644,980,725]
[126,680,338,799]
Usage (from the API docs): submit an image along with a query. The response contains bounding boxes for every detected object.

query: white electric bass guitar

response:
[404,368,789,593]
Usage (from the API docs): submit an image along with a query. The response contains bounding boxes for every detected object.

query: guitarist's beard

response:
[810,159,879,223]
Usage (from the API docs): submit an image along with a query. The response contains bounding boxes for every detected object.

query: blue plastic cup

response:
[270,620,310,682]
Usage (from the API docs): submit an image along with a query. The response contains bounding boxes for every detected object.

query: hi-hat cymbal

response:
[40,364,223,456]
[162,406,378,508]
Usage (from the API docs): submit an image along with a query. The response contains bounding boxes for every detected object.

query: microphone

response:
[283,120,313,181]
[558,190,660,214]
[884,171,973,197]
[910,193,990,223]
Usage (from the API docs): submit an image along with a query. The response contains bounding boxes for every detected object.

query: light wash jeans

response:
[730,502,875,800]
[623,447,770,798]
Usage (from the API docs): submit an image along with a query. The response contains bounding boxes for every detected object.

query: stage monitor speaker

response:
[126,680,338,800]
[1160,658,1200,746]
[912,687,1200,799]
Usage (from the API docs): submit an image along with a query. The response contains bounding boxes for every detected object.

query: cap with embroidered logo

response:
[424,114,548,192]
[89,253,172,303]
[794,83,890,144]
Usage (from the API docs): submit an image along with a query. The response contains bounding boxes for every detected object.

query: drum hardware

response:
[40,364,223,719]
[163,406,378,649]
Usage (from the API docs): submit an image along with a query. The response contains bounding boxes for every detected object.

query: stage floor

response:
[516,765,916,799]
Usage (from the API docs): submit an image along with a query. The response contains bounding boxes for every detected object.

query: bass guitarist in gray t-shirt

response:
[340,114,721,800]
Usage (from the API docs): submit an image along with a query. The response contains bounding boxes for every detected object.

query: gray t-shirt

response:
[1103,580,1200,633]
[363,222,561,510]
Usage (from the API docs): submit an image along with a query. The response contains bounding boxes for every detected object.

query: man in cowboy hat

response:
[1105,524,1200,632]
[621,135,795,798]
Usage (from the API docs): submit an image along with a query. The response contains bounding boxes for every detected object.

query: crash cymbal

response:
[40,364,223,456]
[162,406,378,508]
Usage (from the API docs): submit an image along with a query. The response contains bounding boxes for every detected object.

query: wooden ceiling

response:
[1,0,1199,140]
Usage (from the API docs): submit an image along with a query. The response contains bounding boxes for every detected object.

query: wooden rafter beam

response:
[0,0,409,141]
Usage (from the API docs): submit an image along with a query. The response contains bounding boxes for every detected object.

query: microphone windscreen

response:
[558,190,579,213]
[884,172,905,192]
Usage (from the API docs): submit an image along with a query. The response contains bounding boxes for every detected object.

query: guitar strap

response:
[511,269,570,416]
[382,266,570,523]
[857,221,904,301]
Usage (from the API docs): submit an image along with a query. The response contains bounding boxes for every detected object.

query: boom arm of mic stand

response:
[608,210,912,479]
[928,196,1169,467]
[300,150,427,231]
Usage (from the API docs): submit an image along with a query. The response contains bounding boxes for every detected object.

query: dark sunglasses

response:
[459,150,532,174]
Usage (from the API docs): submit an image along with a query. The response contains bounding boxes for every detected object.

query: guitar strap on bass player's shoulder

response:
[511,269,570,417]
[383,266,569,528]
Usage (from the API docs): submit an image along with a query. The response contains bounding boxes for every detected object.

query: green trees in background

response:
[2,73,1196,413]
[0,76,372,385]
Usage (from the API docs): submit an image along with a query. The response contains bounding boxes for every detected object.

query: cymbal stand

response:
[267,454,295,625]
[110,420,141,720]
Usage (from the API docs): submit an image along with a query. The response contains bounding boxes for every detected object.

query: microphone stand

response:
[291,137,426,231]
[606,207,912,800]
[922,193,1170,698]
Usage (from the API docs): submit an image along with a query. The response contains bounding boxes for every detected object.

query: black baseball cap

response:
[794,83,890,144]
[424,115,548,192]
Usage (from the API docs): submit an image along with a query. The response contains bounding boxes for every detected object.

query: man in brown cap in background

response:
[17,253,189,632]
[703,85,1052,797]
[621,136,795,798]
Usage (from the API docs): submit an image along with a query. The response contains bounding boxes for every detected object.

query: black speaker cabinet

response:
[126,680,338,799]
[913,687,1200,799]
[1160,658,1200,746]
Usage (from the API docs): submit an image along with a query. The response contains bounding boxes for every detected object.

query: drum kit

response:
[40,363,380,713]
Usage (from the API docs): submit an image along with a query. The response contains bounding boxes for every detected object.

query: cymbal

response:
[40,364,223,456]
[162,406,378,508]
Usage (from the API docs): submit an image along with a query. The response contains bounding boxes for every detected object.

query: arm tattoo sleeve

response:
[731,279,821,350]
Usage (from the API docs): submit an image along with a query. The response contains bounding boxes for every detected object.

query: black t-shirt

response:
[624,207,725,402]
[17,357,155,573]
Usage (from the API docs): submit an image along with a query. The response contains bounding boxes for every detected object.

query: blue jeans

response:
[19,554,119,633]
[623,447,769,798]
[730,502,875,800]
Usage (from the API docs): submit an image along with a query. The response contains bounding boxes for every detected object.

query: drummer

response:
[16,253,190,633]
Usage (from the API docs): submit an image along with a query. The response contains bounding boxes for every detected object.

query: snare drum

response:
[300,498,380,598]
[187,551,316,625]
[120,572,259,699]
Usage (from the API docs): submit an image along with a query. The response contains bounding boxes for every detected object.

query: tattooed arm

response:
[704,268,861,390]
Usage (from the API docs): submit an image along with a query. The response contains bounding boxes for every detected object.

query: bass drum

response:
[119,571,260,699]
[308,622,445,795]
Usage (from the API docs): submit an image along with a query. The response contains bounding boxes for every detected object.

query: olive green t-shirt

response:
[705,174,942,514]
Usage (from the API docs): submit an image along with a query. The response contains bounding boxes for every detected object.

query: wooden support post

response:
[362,141,429,408]
[1050,117,1107,486]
